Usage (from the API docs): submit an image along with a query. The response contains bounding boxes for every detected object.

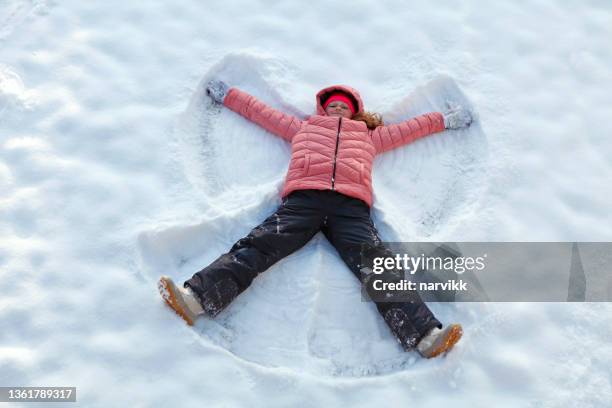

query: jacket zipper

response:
[331,117,342,190]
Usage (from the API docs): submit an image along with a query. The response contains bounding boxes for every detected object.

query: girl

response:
[158,80,472,359]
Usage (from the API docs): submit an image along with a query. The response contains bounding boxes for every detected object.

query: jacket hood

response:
[316,84,364,116]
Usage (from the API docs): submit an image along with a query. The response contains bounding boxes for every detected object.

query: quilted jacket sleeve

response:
[370,112,445,155]
[223,87,303,142]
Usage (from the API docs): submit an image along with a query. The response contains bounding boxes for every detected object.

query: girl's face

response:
[325,101,353,118]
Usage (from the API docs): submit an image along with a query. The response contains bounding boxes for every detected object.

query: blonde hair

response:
[352,111,384,130]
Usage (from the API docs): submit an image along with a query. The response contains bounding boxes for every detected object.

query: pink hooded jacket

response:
[223,84,445,207]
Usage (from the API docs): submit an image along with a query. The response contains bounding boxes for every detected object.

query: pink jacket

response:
[223,84,445,207]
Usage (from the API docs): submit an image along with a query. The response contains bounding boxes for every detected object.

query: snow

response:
[1,0,612,406]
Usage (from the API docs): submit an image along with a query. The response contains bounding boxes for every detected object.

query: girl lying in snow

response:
[158,81,472,358]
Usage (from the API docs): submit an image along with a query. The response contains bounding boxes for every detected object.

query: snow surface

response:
[1,1,612,407]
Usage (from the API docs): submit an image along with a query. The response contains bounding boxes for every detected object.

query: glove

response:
[206,79,229,104]
[443,101,473,129]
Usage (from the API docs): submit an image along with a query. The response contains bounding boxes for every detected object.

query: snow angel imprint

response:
[158,80,473,359]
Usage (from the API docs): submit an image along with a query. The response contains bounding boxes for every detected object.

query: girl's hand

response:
[206,79,229,104]
[443,101,473,129]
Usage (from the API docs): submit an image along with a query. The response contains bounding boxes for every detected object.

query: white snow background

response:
[1,1,611,407]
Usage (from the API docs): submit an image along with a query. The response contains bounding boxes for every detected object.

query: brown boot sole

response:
[158,276,195,326]
[425,324,463,359]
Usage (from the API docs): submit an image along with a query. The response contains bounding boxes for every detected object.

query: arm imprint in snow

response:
[222,87,304,142]
[370,111,446,155]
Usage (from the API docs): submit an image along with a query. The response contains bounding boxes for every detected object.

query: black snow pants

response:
[184,189,442,350]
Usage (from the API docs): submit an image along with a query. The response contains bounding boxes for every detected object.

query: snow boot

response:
[157,276,204,326]
[416,323,463,358]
